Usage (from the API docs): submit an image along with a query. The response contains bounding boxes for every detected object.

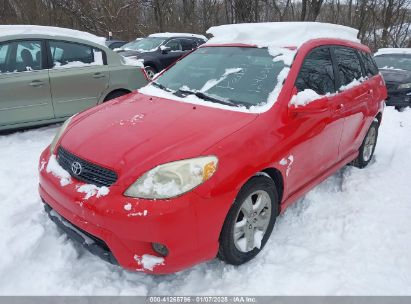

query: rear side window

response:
[180,39,196,51]
[360,51,379,77]
[49,41,104,68]
[333,47,363,86]
[295,47,336,95]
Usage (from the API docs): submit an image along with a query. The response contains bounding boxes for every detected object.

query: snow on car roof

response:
[206,22,360,48]
[0,25,106,46]
[374,48,411,56]
[149,32,207,40]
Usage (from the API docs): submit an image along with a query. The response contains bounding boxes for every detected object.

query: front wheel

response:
[218,176,279,265]
[351,121,379,169]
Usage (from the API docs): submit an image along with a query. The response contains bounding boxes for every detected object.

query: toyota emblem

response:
[71,162,82,176]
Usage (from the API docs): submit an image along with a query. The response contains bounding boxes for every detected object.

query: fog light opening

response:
[152,242,169,257]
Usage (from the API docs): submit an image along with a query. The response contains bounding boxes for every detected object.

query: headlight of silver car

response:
[49,116,73,154]
[124,156,218,199]
[398,83,411,90]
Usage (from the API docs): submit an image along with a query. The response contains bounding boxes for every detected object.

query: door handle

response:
[29,80,44,87]
[92,73,106,79]
[335,103,345,112]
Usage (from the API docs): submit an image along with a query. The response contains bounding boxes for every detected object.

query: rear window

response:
[333,47,363,86]
[374,54,411,71]
[49,41,104,68]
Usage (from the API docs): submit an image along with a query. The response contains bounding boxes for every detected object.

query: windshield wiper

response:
[176,88,236,107]
[152,81,172,92]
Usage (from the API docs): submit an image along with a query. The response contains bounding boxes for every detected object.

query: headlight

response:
[124,156,218,199]
[398,83,411,89]
[50,116,73,154]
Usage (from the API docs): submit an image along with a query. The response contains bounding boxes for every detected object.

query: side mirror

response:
[160,45,171,54]
[289,87,329,115]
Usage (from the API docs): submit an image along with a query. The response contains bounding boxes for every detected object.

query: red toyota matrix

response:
[39,23,386,273]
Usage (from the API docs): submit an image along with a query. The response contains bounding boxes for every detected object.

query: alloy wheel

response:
[233,190,272,252]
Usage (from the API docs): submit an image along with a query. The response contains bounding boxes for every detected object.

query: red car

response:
[39,23,386,274]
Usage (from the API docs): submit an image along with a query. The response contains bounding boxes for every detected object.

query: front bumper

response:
[39,149,226,274]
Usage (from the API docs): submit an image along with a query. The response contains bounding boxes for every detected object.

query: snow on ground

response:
[0,107,411,295]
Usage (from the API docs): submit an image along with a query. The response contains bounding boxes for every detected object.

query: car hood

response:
[60,92,257,173]
[380,69,411,84]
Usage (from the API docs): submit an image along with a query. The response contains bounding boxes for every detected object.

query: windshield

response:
[154,46,286,108]
[374,54,411,71]
[121,37,166,52]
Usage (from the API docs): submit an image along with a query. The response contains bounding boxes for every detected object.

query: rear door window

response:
[0,40,43,73]
[360,51,379,77]
[295,47,336,95]
[333,47,363,87]
[49,41,105,68]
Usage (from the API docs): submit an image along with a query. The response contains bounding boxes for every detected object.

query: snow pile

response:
[121,56,144,68]
[380,66,405,71]
[206,22,360,48]
[290,77,365,107]
[46,155,71,187]
[2,109,411,294]
[135,168,181,198]
[339,78,364,91]
[76,184,109,200]
[149,32,207,40]
[374,48,411,56]
[0,25,106,46]
[200,68,243,91]
[290,89,322,106]
[134,254,164,271]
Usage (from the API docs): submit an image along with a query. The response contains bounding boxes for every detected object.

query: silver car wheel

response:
[233,190,272,253]
[363,127,377,162]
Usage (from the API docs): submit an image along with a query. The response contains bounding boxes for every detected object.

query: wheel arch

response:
[102,88,131,102]
[259,167,284,207]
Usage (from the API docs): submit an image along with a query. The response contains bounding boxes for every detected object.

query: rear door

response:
[0,39,54,127]
[47,40,109,118]
[332,46,370,159]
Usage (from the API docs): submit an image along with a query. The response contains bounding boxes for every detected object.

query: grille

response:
[57,146,118,187]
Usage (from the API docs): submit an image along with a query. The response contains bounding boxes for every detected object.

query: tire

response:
[144,66,157,80]
[103,90,129,102]
[351,121,379,169]
[218,175,279,265]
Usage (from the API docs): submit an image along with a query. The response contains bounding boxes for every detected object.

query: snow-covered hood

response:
[60,92,257,172]
[380,69,411,85]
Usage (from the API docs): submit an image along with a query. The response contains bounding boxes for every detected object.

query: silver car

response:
[0,25,148,131]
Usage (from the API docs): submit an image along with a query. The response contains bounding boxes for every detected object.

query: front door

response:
[284,46,344,196]
[0,40,54,127]
[47,40,109,118]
